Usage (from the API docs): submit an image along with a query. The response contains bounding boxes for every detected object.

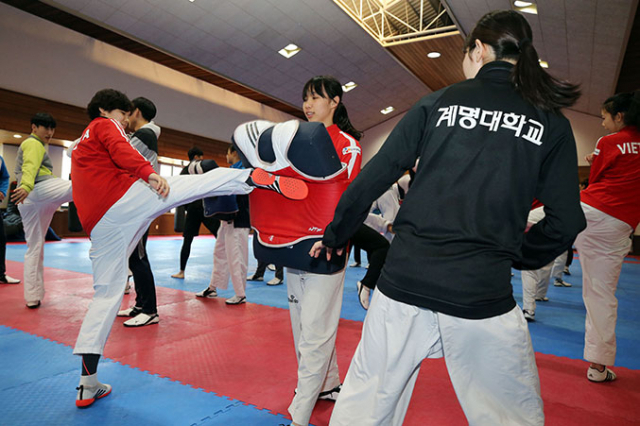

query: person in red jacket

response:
[71,88,307,408]
[576,91,640,383]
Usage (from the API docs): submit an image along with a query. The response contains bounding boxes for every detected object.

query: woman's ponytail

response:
[466,10,581,112]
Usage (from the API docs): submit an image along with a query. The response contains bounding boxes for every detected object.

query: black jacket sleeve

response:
[323,97,432,248]
[514,120,586,269]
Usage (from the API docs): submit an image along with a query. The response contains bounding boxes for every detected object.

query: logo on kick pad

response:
[288,295,299,304]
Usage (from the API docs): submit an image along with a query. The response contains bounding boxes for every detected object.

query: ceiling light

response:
[539,60,549,68]
[188,0,195,2]
[342,81,357,92]
[427,52,441,59]
[13,134,21,138]
[381,106,395,115]
[278,43,301,59]
[513,1,537,14]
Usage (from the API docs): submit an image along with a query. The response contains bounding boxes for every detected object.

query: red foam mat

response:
[1,260,639,425]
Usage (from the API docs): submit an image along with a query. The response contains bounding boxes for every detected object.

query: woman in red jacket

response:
[576,91,640,383]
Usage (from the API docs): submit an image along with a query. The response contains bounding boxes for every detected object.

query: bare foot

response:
[171,271,185,279]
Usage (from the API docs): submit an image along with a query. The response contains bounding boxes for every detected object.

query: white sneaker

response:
[523,310,535,321]
[349,262,361,268]
[225,295,246,305]
[76,375,112,408]
[356,281,370,310]
[117,306,142,317]
[267,277,283,286]
[535,296,549,302]
[587,366,616,382]
[0,275,20,284]
[123,312,159,327]
[196,287,217,298]
[318,384,342,401]
[554,278,572,287]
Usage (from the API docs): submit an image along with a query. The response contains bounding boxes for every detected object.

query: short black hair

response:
[132,97,157,121]
[188,147,204,161]
[227,145,236,154]
[87,89,133,120]
[31,113,56,129]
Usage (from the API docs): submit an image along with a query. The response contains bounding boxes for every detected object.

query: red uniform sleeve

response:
[338,136,362,182]
[588,136,617,185]
[98,119,156,182]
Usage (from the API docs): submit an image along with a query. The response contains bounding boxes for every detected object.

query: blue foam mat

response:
[0,326,299,426]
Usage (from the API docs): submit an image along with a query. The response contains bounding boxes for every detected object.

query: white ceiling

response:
[42,0,637,129]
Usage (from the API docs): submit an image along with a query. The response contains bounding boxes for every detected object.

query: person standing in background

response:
[11,113,73,308]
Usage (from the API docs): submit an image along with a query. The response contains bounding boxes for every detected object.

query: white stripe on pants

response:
[286,267,345,426]
[18,178,73,304]
[330,290,544,426]
[575,203,632,366]
[74,168,251,355]
[209,221,248,296]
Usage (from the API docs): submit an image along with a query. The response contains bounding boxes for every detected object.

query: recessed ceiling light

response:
[381,106,395,115]
[188,0,195,3]
[278,43,301,59]
[13,134,22,138]
[427,52,441,58]
[513,1,537,14]
[342,81,357,92]
[539,60,549,68]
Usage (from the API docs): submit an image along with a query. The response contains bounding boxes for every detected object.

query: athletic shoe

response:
[587,366,616,383]
[535,296,549,302]
[225,295,246,305]
[357,281,370,310]
[563,266,571,276]
[171,271,185,279]
[196,287,217,298]
[249,168,308,200]
[247,274,264,281]
[267,277,283,286]
[318,384,342,401]
[76,380,111,408]
[267,264,277,271]
[117,306,143,317]
[26,301,40,309]
[554,278,572,287]
[0,275,20,284]
[349,262,361,268]
[123,313,159,327]
[523,309,535,322]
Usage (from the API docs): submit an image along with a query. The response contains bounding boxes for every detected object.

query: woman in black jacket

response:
[312,10,584,426]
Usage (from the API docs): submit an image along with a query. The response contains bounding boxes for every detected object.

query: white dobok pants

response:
[18,178,73,304]
[575,203,632,366]
[209,221,249,297]
[286,267,345,426]
[330,290,544,426]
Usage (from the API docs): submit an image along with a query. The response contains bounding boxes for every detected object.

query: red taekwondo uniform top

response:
[71,117,156,235]
[581,125,640,228]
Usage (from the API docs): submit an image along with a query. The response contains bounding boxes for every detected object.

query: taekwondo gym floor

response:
[0,236,638,425]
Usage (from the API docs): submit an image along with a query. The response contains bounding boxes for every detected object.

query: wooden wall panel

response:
[0,88,229,163]
[387,34,467,91]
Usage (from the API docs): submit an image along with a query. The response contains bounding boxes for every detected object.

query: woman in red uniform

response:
[576,91,640,382]
[285,76,362,426]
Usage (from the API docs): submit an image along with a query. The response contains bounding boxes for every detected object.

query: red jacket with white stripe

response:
[327,124,361,182]
[71,117,156,235]
[581,125,640,228]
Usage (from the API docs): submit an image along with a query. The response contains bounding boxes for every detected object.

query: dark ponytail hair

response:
[302,75,363,140]
[465,10,581,112]
[602,91,640,127]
